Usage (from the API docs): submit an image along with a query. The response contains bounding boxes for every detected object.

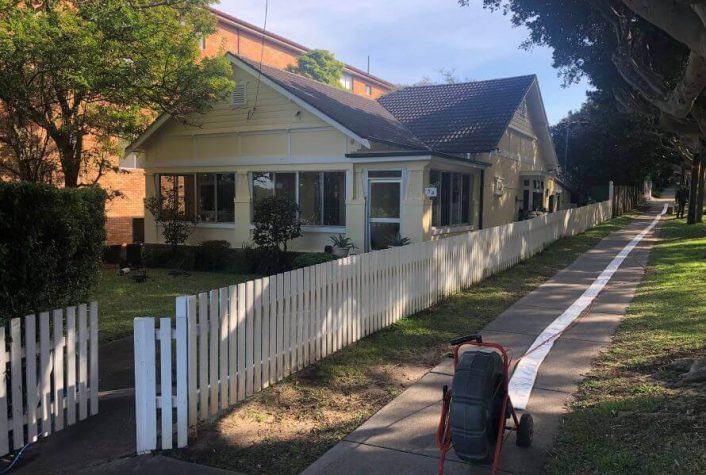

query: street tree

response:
[0,0,235,188]
[286,49,346,87]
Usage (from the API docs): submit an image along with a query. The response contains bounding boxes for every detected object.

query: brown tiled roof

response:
[234,55,429,151]
[378,76,536,154]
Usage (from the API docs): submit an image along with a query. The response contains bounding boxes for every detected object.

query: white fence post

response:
[134,317,157,454]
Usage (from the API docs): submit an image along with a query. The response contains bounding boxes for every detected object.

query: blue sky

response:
[217,0,591,125]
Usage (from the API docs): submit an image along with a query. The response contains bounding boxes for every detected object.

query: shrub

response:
[252,196,302,253]
[145,190,196,251]
[292,252,336,269]
[196,240,232,272]
[0,182,106,322]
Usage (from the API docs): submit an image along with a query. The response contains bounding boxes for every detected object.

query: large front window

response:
[252,171,346,226]
[429,170,473,227]
[158,173,234,222]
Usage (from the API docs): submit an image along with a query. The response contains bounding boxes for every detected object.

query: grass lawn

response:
[93,267,254,342]
[547,217,706,474]
[172,215,636,475]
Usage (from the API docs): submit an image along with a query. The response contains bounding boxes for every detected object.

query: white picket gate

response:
[134,200,613,453]
[0,302,99,455]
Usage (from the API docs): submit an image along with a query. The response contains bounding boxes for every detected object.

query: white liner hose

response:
[508,204,668,410]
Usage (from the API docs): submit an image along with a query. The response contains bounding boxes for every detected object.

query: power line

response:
[248,0,268,120]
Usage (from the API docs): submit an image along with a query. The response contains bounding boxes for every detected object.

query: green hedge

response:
[0,182,106,323]
[141,243,334,275]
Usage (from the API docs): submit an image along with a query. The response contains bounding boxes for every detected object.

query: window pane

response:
[252,172,273,204]
[197,174,216,222]
[299,172,321,225]
[274,173,296,203]
[216,174,235,222]
[369,182,400,219]
[370,222,399,251]
[368,170,401,178]
[430,170,440,227]
[323,172,345,226]
[451,173,462,225]
[461,174,471,224]
[440,173,451,226]
[160,174,194,219]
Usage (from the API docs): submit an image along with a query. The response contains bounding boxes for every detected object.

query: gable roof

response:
[231,54,429,151]
[377,76,536,154]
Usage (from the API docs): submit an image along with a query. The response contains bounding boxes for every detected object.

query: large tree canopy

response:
[0,0,235,187]
[467,0,706,222]
[553,91,684,201]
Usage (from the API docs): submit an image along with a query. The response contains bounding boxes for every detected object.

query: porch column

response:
[402,168,425,244]
[234,171,251,246]
[346,169,366,251]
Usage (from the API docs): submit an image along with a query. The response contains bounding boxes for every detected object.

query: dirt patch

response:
[175,362,429,475]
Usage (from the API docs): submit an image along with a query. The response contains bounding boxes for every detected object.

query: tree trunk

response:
[697,157,706,223]
[57,143,80,187]
[687,157,701,224]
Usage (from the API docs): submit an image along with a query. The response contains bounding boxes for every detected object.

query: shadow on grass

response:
[547,218,706,475]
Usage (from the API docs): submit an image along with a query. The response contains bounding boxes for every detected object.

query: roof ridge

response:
[231,53,385,105]
[397,74,536,90]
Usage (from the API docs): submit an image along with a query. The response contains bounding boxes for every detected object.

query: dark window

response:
[253,171,346,226]
[197,173,235,223]
[159,174,196,219]
[431,170,473,227]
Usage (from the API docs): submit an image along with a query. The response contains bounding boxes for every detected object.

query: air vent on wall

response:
[231,83,247,107]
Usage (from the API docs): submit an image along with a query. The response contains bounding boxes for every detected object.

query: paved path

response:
[303,199,668,475]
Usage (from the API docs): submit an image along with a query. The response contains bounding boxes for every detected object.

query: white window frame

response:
[250,171,347,229]
[340,73,353,91]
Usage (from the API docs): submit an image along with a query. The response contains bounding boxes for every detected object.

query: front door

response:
[367,178,401,251]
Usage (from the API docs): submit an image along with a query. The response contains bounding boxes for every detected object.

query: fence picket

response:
[227,287,238,405]
[245,281,254,396]
[52,309,64,431]
[262,277,270,388]
[209,291,219,416]
[253,279,263,393]
[276,274,284,381]
[25,314,37,442]
[90,302,99,416]
[197,293,208,421]
[175,310,188,448]
[268,278,277,386]
[40,311,52,434]
[0,327,7,455]
[236,283,246,401]
[159,318,172,449]
[219,288,229,409]
[134,318,157,454]
[66,306,76,425]
[10,318,23,449]
[78,304,88,421]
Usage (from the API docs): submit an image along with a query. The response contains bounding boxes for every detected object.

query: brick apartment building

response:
[103,7,394,244]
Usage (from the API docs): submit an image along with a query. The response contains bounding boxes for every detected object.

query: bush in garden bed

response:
[292,252,336,269]
[140,243,336,275]
[0,182,106,323]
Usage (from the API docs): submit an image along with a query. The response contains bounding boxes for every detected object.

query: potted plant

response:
[389,233,411,247]
[329,234,353,257]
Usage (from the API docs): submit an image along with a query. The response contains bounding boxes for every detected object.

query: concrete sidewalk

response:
[303,200,667,475]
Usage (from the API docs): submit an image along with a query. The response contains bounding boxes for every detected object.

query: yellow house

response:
[124,54,570,252]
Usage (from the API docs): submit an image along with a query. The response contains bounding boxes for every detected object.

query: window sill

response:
[195,222,235,229]
[431,224,475,236]
[247,224,345,233]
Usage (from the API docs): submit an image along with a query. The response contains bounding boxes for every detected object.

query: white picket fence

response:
[134,200,612,453]
[1,302,99,455]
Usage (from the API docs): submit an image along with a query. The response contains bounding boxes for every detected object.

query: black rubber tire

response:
[449,349,505,464]
[516,413,534,448]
